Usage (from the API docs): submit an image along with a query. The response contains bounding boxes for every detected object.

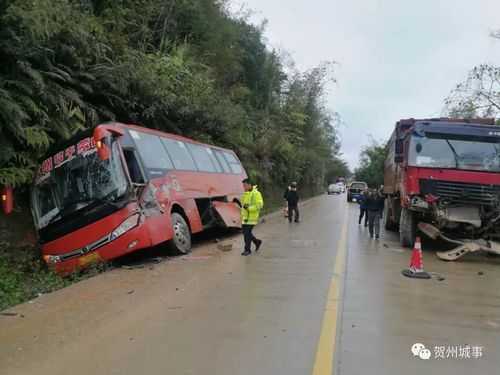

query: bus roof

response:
[43,122,237,159]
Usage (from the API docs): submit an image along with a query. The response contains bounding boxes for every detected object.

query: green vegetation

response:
[0,241,109,310]
[0,0,349,310]
[354,141,387,188]
[0,0,347,190]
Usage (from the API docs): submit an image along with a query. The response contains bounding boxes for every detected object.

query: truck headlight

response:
[110,214,140,241]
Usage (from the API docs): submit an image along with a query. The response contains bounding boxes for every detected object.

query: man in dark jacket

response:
[357,189,369,226]
[284,182,300,223]
[365,190,385,239]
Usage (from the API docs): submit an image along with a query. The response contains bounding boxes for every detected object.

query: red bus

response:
[30,123,247,274]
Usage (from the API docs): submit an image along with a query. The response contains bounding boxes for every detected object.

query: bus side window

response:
[123,149,145,184]
[206,148,223,173]
[223,152,243,174]
[214,150,231,173]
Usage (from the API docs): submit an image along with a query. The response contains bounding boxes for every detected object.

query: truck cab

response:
[384,118,500,247]
[347,181,368,202]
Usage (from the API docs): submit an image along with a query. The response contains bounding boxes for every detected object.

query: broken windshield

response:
[31,138,129,229]
[409,135,500,172]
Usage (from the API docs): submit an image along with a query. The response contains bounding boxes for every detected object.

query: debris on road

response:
[478,271,484,276]
[122,264,145,270]
[217,242,233,252]
[1,312,19,317]
[121,257,165,270]
[167,306,183,311]
[181,255,212,261]
[127,290,135,295]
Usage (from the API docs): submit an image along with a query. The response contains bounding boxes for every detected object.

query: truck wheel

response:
[399,208,416,248]
[169,212,192,254]
[384,199,397,231]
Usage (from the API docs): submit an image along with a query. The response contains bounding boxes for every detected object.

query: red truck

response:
[383,118,500,259]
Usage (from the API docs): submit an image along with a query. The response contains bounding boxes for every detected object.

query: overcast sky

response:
[232,0,500,170]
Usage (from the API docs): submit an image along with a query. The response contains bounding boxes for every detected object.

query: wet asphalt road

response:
[1,194,500,374]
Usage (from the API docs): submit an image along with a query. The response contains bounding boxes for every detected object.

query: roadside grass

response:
[0,242,108,311]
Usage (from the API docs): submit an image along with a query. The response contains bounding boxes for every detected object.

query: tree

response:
[444,30,500,119]
[0,0,348,201]
[354,141,387,188]
[444,64,500,118]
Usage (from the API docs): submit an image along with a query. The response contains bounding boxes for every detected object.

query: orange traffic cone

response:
[402,237,431,279]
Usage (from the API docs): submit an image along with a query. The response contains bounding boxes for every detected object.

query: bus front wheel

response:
[170,212,192,254]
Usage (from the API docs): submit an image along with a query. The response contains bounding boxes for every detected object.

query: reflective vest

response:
[240,186,264,225]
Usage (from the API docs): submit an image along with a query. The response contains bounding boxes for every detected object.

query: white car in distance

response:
[328,183,344,194]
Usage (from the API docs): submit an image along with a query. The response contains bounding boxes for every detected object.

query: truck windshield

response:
[409,135,500,172]
[31,139,128,230]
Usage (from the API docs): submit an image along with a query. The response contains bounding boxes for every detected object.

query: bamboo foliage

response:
[0,0,349,190]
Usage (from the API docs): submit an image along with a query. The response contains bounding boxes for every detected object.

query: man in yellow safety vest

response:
[240,179,264,256]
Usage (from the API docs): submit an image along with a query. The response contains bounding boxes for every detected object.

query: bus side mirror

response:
[93,128,112,161]
[1,186,13,215]
[97,138,111,161]
[93,126,125,161]
[394,139,404,163]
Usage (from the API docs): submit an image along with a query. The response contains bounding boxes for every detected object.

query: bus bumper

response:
[42,213,152,275]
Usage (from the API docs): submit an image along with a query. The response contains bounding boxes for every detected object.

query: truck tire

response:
[169,212,192,254]
[384,199,397,231]
[399,208,416,248]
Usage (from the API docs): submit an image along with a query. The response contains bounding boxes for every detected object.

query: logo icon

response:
[411,343,431,360]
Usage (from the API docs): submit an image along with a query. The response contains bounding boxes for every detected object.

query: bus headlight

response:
[43,255,61,264]
[110,214,140,241]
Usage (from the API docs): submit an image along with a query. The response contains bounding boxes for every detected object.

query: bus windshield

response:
[31,139,129,230]
[409,135,500,172]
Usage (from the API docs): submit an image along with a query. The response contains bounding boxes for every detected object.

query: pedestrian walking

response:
[365,189,385,239]
[240,179,264,256]
[284,182,300,223]
[357,189,368,226]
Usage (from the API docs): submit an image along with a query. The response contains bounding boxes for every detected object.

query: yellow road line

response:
[312,209,349,375]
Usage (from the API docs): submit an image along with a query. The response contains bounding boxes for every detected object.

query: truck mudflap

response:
[212,201,241,228]
[418,222,500,261]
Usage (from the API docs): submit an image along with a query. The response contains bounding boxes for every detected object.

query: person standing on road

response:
[358,189,368,227]
[366,189,385,239]
[284,182,300,223]
[240,179,264,256]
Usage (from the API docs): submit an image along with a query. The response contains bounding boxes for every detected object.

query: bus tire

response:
[399,208,416,248]
[170,212,192,254]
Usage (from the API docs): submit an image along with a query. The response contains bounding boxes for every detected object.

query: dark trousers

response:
[367,210,381,237]
[288,204,299,222]
[242,224,259,252]
[359,208,368,226]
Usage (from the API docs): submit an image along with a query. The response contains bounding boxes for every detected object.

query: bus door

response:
[120,132,173,245]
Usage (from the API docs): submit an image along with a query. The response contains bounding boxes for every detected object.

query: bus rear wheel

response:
[170,212,192,254]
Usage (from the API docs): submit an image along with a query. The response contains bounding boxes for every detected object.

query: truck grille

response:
[420,179,500,206]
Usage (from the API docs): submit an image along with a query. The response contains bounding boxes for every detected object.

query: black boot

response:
[255,239,263,252]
